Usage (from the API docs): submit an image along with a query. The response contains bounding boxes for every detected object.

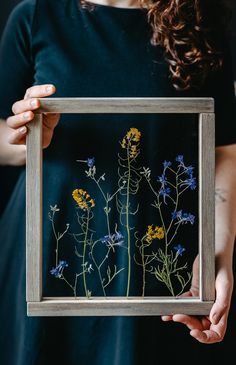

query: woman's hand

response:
[162,254,233,344]
[6,84,60,151]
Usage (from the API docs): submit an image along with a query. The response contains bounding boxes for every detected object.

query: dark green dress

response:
[0,1,236,364]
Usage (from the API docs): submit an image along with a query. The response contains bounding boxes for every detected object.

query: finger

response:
[161,315,173,321]
[209,280,232,325]
[190,329,221,344]
[12,98,40,115]
[8,126,27,145]
[24,84,56,99]
[190,313,227,344]
[7,111,34,129]
[172,314,204,331]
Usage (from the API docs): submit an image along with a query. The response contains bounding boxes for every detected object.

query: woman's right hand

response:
[7,84,60,150]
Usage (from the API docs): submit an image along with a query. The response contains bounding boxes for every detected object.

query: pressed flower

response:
[184,165,194,177]
[171,210,195,225]
[126,127,141,142]
[157,173,167,185]
[87,157,95,168]
[159,187,171,204]
[121,127,141,150]
[146,225,164,243]
[72,188,95,210]
[176,155,184,163]
[130,145,138,159]
[50,260,68,278]
[180,176,197,190]
[101,232,124,247]
[173,244,186,256]
[163,160,172,169]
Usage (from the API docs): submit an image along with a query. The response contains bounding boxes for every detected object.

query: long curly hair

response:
[80,0,228,90]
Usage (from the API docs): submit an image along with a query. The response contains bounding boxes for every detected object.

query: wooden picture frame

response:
[26,97,215,316]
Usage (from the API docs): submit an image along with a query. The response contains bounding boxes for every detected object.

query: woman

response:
[0,0,236,364]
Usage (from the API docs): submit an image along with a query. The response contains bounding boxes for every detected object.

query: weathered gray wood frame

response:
[26,97,215,316]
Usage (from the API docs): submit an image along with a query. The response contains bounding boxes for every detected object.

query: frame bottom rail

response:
[28,297,214,316]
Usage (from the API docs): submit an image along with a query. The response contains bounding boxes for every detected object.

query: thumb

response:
[209,278,232,325]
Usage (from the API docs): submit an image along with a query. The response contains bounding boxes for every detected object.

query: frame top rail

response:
[36,97,214,114]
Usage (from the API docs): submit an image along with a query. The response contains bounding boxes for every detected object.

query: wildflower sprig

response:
[118,127,143,297]
[89,230,125,296]
[140,154,197,296]
[76,159,125,295]
[49,205,93,298]
[134,226,165,296]
[72,188,95,297]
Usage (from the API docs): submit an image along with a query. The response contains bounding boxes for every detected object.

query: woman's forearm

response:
[215,144,236,264]
[0,119,26,166]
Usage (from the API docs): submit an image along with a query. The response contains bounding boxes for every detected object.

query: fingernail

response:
[23,112,30,120]
[19,126,27,134]
[30,99,38,107]
[46,85,53,93]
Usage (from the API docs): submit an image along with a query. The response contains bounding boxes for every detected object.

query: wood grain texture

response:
[199,113,215,301]
[27,298,214,316]
[36,97,214,114]
[26,114,43,302]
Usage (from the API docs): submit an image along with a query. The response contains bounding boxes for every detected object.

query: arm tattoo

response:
[215,188,227,204]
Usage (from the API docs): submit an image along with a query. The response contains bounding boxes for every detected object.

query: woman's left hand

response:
[162,254,233,344]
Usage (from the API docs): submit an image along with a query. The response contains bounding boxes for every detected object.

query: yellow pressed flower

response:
[121,138,127,149]
[130,145,138,159]
[126,128,141,142]
[72,189,95,211]
[121,127,141,150]
[145,225,164,242]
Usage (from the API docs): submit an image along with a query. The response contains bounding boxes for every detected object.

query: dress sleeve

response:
[0,0,35,119]
[204,43,236,147]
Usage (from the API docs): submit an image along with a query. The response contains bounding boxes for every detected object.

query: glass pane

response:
[42,113,199,298]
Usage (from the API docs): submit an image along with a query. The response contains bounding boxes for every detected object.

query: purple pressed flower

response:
[180,177,197,190]
[101,232,124,247]
[176,155,184,163]
[50,260,68,278]
[87,157,95,168]
[174,244,186,256]
[163,160,172,169]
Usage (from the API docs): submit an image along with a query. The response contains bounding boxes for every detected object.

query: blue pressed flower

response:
[185,165,194,177]
[172,210,195,225]
[163,160,172,169]
[173,244,186,256]
[87,157,95,168]
[101,232,124,247]
[180,177,197,190]
[50,260,68,278]
[182,213,195,225]
[171,210,182,220]
[50,267,61,278]
[175,155,184,163]
[159,187,171,204]
[59,260,69,268]
[157,174,167,184]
